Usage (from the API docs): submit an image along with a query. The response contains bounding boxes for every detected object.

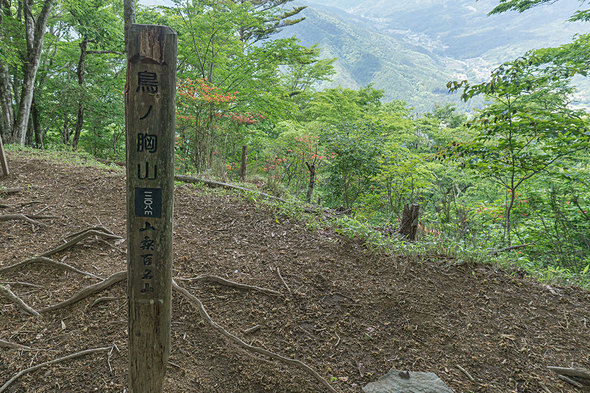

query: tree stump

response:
[399,203,420,241]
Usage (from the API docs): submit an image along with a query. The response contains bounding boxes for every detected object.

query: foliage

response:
[448,47,590,244]
[320,121,385,209]
[1,0,588,288]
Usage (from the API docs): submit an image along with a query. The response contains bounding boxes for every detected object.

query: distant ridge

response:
[284,0,587,112]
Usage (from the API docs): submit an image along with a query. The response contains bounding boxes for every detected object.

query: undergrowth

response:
[4,146,589,289]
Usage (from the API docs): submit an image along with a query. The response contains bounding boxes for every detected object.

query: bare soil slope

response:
[1,151,589,393]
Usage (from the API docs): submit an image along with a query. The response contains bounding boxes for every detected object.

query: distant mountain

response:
[284,0,587,112]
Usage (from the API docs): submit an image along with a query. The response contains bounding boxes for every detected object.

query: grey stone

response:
[363,369,454,393]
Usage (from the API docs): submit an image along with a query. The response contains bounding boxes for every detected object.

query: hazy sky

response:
[140,0,174,6]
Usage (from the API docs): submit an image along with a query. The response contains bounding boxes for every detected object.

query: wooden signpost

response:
[125,24,176,393]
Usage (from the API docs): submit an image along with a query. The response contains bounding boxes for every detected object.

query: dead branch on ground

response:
[0,201,40,209]
[0,339,32,351]
[275,267,291,294]
[172,281,339,393]
[0,187,22,195]
[0,285,40,316]
[489,243,534,256]
[0,346,111,393]
[175,174,286,203]
[0,256,101,280]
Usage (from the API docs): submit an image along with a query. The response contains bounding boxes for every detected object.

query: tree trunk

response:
[26,111,34,145]
[0,0,14,140]
[62,114,71,145]
[305,161,316,203]
[0,134,9,177]
[0,62,14,139]
[505,188,516,246]
[399,203,420,241]
[11,0,55,146]
[240,145,247,181]
[72,38,88,150]
[123,0,135,55]
[32,96,43,148]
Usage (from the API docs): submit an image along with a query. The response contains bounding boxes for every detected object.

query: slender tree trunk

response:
[0,1,13,139]
[0,133,9,177]
[124,0,135,55]
[26,111,34,145]
[62,114,71,145]
[72,38,88,150]
[0,62,13,139]
[240,145,247,181]
[11,0,55,146]
[305,161,316,203]
[505,188,516,246]
[31,95,43,148]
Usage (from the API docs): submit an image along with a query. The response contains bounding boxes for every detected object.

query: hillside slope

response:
[285,0,588,111]
[1,150,589,392]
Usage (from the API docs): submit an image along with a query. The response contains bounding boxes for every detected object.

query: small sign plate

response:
[135,187,162,218]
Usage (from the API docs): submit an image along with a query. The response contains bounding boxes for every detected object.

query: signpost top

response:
[127,24,176,64]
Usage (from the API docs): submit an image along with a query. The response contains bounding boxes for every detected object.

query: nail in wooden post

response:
[125,24,176,393]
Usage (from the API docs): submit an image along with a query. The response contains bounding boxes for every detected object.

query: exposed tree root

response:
[0,213,50,226]
[89,296,124,308]
[0,339,32,351]
[0,281,42,288]
[172,281,339,393]
[2,226,333,393]
[175,275,282,297]
[40,271,126,313]
[41,228,123,258]
[548,366,590,387]
[65,225,116,239]
[0,256,101,280]
[0,285,40,316]
[0,346,111,393]
[547,366,590,380]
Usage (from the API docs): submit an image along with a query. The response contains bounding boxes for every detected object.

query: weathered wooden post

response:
[0,135,8,178]
[125,24,176,393]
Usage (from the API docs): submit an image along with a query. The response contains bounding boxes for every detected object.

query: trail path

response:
[1,151,589,392]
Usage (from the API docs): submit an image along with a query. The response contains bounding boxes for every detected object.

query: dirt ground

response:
[1,150,589,393]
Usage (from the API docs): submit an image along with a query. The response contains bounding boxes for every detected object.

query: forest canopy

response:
[0,0,588,285]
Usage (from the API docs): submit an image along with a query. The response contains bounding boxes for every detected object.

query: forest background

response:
[0,0,589,286]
